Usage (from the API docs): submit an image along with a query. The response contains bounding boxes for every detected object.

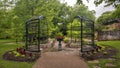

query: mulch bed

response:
[83,46,118,60]
[3,50,40,62]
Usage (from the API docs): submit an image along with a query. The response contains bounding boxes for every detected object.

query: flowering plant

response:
[56,32,64,41]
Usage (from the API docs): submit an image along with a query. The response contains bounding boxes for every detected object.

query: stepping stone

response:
[105,63,116,67]
[93,65,101,68]
[88,60,99,64]
[107,58,117,61]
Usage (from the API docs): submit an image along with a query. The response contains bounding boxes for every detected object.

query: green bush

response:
[56,32,63,36]
[63,37,69,43]
[21,55,25,57]
[13,51,20,57]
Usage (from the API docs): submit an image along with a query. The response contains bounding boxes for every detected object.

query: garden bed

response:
[83,46,118,60]
[2,47,40,62]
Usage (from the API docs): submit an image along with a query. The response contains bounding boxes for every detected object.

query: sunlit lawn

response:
[0,39,34,68]
[88,41,120,68]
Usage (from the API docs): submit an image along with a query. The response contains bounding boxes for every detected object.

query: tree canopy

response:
[77,0,120,7]
[0,0,119,40]
[0,0,95,40]
[96,4,120,31]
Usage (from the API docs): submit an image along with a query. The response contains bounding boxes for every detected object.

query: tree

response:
[96,11,113,24]
[13,0,71,38]
[76,0,120,7]
[76,0,83,5]
[69,4,95,21]
[111,5,120,18]
[96,11,113,31]
[94,0,120,7]
[0,0,15,39]
[67,19,80,37]
[67,4,95,37]
[0,0,96,40]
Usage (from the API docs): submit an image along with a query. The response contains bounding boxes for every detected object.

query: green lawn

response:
[88,40,120,68]
[97,41,120,49]
[0,39,34,68]
[97,41,120,59]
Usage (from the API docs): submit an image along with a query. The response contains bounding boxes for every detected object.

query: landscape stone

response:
[93,65,101,68]
[88,60,99,64]
[105,63,116,67]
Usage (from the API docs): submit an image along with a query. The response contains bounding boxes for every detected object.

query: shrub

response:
[21,55,25,57]
[56,32,63,36]
[14,51,20,57]
[103,51,107,55]
[63,37,69,43]
[8,52,12,54]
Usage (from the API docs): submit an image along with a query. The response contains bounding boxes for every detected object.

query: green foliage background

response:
[0,0,95,40]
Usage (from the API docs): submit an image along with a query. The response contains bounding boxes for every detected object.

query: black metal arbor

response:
[25,16,48,52]
[73,16,95,54]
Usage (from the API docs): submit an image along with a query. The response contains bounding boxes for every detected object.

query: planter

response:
[56,36,64,51]
[56,36,64,41]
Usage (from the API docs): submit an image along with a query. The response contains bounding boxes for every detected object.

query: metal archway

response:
[73,16,95,54]
[25,16,48,52]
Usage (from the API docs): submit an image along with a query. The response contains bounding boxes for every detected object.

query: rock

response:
[40,48,43,51]
[93,65,101,68]
[105,63,116,67]
[88,60,99,64]
[107,58,117,61]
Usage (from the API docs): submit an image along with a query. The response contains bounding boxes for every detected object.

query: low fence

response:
[97,30,120,41]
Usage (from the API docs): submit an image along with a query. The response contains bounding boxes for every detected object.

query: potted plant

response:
[56,32,64,41]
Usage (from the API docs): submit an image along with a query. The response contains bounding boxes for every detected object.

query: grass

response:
[1,39,120,68]
[97,41,120,68]
[87,40,120,68]
[97,41,120,50]
[0,39,34,68]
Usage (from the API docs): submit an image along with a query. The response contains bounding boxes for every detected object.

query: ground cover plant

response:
[3,47,40,62]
